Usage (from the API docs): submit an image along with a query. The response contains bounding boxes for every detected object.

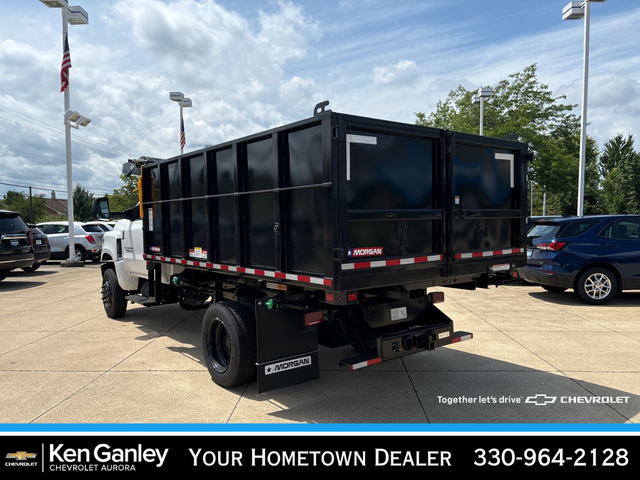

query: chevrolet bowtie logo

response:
[525,394,557,406]
[6,451,37,461]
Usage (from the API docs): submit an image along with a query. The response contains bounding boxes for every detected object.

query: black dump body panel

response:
[141,111,528,295]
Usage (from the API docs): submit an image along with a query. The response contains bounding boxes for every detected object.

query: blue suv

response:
[519,215,640,305]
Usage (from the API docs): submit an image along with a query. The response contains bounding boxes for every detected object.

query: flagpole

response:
[170,91,190,155]
[62,7,77,265]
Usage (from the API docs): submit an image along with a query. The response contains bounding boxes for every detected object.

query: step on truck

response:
[94,103,530,393]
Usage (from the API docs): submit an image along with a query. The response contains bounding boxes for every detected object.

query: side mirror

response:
[122,162,141,176]
[93,197,110,221]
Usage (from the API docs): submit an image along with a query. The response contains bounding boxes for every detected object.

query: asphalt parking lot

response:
[1,261,639,427]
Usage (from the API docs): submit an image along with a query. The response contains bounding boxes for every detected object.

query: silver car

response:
[37,221,103,262]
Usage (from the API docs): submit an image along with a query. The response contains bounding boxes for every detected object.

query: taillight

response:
[536,241,567,251]
[85,235,96,244]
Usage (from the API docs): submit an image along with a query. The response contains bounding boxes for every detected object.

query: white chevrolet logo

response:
[525,394,557,406]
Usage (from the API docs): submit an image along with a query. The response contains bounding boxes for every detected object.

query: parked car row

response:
[36,221,106,262]
[520,214,640,305]
[1,210,110,282]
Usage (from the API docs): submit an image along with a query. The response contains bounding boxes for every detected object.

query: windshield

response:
[528,218,603,241]
[0,214,29,232]
[527,222,560,239]
[82,225,104,233]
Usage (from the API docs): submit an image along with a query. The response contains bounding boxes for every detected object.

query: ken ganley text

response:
[49,444,168,471]
[190,448,452,467]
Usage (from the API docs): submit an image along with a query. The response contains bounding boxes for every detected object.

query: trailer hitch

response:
[402,332,435,352]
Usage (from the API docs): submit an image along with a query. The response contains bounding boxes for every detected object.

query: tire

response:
[0,270,9,282]
[575,267,618,305]
[65,245,86,262]
[541,285,566,294]
[22,264,41,272]
[202,301,256,388]
[101,268,127,318]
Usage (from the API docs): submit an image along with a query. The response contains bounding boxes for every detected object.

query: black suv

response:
[0,210,35,282]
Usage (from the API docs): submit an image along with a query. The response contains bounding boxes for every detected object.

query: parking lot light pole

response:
[40,0,89,266]
[472,87,493,136]
[562,0,607,216]
[170,92,192,155]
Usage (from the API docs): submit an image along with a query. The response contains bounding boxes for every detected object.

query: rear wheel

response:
[22,264,41,272]
[101,268,127,318]
[64,245,86,262]
[202,301,256,388]
[575,267,618,305]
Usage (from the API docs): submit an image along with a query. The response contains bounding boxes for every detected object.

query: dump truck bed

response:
[140,110,528,297]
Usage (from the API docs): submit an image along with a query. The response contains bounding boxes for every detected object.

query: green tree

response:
[600,134,640,214]
[415,64,599,215]
[107,174,140,212]
[73,184,94,221]
[0,190,46,222]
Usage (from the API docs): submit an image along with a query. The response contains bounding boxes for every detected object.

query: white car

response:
[37,221,103,262]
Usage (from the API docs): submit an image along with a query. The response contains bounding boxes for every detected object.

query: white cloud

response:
[373,60,419,86]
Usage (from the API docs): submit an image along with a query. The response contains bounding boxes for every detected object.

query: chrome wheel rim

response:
[584,273,612,300]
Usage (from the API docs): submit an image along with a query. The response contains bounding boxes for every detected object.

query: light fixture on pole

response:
[64,109,91,128]
[562,0,607,216]
[472,87,493,135]
[170,92,192,154]
[40,0,89,266]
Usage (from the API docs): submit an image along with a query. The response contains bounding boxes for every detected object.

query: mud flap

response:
[255,303,320,393]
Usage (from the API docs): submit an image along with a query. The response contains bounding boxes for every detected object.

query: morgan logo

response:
[348,247,384,258]
[265,356,312,375]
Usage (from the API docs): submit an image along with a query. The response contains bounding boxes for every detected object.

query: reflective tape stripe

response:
[350,357,382,370]
[452,333,473,343]
[143,254,333,287]
[455,248,524,260]
[342,254,443,271]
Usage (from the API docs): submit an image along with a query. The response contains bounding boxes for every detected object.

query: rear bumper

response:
[0,253,35,271]
[518,266,575,289]
[34,250,51,265]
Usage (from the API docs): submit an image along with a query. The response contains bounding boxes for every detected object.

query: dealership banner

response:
[1,434,636,473]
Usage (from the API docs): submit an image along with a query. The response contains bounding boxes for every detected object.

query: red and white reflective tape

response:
[143,254,333,287]
[454,247,524,260]
[350,357,382,370]
[341,254,443,271]
[451,333,473,343]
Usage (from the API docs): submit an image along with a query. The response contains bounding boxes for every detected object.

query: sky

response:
[0,0,639,200]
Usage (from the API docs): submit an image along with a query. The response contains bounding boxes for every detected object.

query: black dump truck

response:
[94,103,530,393]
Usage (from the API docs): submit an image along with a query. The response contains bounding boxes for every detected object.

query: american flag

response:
[60,33,71,93]
[180,117,186,150]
